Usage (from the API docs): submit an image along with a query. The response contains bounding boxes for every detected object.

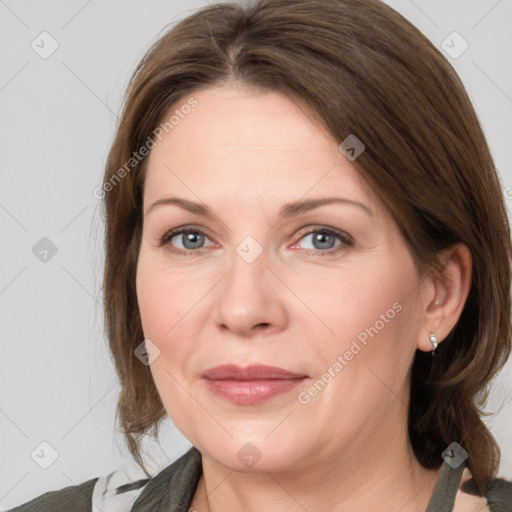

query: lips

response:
[201,364,307,380]
[201,364,308,405]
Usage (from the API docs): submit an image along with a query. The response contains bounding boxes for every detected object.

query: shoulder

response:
[7,448,202,512]
[6,458,154,512]
[455,468,512,512]
[93,447,202,511]
[6,477,99,512]
[484,476,512,512]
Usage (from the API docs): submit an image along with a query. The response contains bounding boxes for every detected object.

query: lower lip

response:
[203,378,306,405]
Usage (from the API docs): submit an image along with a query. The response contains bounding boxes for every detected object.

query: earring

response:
[429,332,438,356]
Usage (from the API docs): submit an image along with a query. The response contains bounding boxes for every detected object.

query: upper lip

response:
[201,364,307,381]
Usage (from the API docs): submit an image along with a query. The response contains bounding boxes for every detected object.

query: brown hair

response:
[101,0,512,492]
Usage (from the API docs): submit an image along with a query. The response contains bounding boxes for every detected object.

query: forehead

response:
[143,85,377,212]
[149,85,335,158]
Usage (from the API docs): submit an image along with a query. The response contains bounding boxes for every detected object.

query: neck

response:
[192,408,441,512]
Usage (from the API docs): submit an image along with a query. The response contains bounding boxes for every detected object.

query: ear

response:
[417,243,472,352]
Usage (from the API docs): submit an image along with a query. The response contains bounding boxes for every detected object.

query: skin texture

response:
[135,83,472,511]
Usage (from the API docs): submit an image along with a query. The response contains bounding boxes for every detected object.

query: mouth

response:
[201,364,308,405]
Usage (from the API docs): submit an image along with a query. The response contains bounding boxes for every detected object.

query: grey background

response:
[1,0,511,509]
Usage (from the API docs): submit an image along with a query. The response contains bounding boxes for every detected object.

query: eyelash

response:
[158,224,354,257]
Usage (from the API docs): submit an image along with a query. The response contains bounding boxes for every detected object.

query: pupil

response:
[184,232,203,249]
[314,232,335,250]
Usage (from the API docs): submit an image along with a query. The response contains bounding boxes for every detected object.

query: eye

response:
[292,227,353,254]
[159,225,353,256]
[160,226,214,254]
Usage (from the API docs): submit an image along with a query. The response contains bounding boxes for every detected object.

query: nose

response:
[213,247,288,338]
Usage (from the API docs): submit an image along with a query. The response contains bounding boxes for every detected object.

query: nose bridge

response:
[225,237,270,307]
[214,235,286,335]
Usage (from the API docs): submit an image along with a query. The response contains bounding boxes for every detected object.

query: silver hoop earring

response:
[429,332,438,356]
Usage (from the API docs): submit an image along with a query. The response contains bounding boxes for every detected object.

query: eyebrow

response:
[146,196,374,218]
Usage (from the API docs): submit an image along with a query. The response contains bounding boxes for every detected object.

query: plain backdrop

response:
[1,0,511,509]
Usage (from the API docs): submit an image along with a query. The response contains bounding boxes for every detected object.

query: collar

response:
[130,447,202,512]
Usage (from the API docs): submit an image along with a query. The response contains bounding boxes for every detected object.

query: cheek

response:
[136,253,208,391]
[136,251,193,341]
[136,260,197,427]
[299,260,417,381]
[310,270,400,340]
[136,271,169,340]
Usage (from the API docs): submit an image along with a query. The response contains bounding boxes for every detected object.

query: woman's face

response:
[136,84,430,472]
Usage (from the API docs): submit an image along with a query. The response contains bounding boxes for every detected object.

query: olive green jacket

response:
[7,447,512,511]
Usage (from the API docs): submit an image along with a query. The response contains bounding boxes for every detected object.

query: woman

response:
[9,0,512,510]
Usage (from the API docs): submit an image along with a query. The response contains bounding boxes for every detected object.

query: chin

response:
[197,436,308,474]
